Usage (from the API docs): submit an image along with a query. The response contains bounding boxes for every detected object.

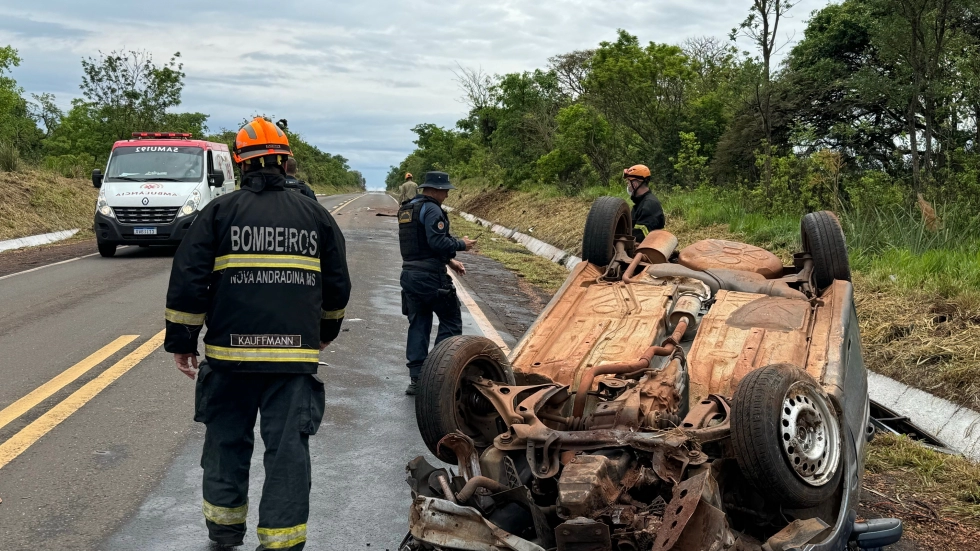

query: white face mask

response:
[626,179,641,197]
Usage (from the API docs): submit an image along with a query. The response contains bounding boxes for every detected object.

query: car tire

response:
[801,211,850,289]
[582,197,632,267]
[416,335,515,464]
[731,363,843,508]
[98,243,117,258]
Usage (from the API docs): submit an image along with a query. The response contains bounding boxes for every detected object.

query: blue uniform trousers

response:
[400,267,463,378]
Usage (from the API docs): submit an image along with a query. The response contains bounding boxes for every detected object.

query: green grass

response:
[867,434,980,523]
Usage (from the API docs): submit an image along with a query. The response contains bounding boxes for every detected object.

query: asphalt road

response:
[0,192,542,551]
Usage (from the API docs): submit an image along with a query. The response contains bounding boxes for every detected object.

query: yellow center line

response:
[0,330,166,470]
[0,334,139,432]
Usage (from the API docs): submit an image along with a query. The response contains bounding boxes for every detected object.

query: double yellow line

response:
[0,330,165,470]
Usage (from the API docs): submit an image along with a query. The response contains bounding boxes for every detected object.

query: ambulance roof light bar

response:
[131,132,193,139]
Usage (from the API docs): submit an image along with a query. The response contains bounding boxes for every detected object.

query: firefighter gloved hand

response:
[320,341,332,351]
[173,353,200,379]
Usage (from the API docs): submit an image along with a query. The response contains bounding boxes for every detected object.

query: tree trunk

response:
[923,102,933,184]
[909,100,921,195]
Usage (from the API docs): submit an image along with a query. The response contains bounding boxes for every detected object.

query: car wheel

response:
[98,243,117,258]
[416,335,515,463]
[582,197,632,267]
[731,363,843,508]
[801,211,850,289]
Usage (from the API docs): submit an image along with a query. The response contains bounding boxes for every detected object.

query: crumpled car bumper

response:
[409,495,544,551]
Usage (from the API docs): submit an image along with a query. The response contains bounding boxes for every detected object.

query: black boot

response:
[405,377,419,395]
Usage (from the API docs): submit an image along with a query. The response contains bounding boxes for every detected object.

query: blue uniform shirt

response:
[417,200,465,259]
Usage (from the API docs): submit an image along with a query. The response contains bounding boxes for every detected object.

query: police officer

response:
[623,164,665,242]
[398,172,418,204]
[398,171,475,395]
[164,116,351,550]
[284,157,317,201]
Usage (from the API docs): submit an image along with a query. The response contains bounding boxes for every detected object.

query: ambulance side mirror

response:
[92,169,103,189]
[208,171,225,187]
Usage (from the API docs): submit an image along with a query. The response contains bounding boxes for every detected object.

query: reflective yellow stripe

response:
[634,224,650,237]
[321,308,345,320]
[205,344,319,363]
[257,524,307,549]
[165,308,205,325]
[202,500,248,525]
[213,254,320,272]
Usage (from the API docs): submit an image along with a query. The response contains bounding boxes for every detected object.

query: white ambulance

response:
[92,132,236,257]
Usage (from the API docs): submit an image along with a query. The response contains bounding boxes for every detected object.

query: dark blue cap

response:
[418,171,456,190]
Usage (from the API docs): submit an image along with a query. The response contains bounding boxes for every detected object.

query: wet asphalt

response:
[95,192,541,550]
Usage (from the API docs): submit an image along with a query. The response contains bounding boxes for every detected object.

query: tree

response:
[732,0,796,198]
[585,31,693,182]
[80,50,187,139]
[0,46,43,158]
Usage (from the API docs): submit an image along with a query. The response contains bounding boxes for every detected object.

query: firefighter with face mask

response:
[623,164,665,242]
[164,116,351,550]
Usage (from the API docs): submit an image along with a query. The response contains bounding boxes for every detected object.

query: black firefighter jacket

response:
[164,170,351,374]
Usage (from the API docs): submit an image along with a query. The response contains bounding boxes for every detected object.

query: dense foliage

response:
[0,48,364,190]
[388,0,980,217]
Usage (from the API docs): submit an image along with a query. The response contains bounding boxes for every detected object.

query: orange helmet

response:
[233,117,293,166]
[623,164,651,180]
[405,173,413,180]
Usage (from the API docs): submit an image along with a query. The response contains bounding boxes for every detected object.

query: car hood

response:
[103,181,198,207]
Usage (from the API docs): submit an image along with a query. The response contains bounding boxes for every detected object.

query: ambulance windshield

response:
[105,146,204,183]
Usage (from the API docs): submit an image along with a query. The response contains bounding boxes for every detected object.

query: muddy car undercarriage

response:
[401,200,903,551]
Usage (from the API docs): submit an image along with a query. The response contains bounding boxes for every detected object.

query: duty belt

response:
[401,259,449,274]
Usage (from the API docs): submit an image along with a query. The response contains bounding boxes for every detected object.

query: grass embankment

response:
[865,434,980,545]
[0,168,97,242]
[448,182,980,412]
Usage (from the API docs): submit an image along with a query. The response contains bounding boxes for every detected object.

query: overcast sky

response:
[0,0,829,189]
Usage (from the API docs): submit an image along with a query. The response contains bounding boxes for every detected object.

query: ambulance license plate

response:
[134,227,157,235]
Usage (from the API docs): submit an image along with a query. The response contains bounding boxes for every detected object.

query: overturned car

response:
[402,198,902,551]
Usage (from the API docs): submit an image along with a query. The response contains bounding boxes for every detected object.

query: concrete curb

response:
[445,206,582,270]
[446,205,980,460]
[0,229,80,253]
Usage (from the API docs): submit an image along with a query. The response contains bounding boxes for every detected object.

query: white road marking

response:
[0,252,99,281]
[0,245,141,282]
[448,271,512,356]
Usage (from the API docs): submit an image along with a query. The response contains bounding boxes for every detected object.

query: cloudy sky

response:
[0,0,828,189]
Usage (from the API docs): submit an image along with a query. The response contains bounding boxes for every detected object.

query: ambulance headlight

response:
[96,188,114,218]
[178,190,202,217]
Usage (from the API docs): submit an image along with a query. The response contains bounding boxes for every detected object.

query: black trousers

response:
[195,362,325,550]
[400,268,463,378]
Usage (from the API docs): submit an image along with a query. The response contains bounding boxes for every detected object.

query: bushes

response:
[0,141,19,172]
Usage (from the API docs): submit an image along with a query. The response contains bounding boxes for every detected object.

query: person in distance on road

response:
[398,172,418,204]
[284,157,318,201]
[164,116,351,551]
[624,164,665,242]
[398,171,476,395]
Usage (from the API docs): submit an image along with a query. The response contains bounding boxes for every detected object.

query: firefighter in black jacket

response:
[398,171,475,395]
[164,116,351,550]
[624,164,665,242]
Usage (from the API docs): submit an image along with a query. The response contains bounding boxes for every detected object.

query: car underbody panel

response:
[406,221,901,551]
